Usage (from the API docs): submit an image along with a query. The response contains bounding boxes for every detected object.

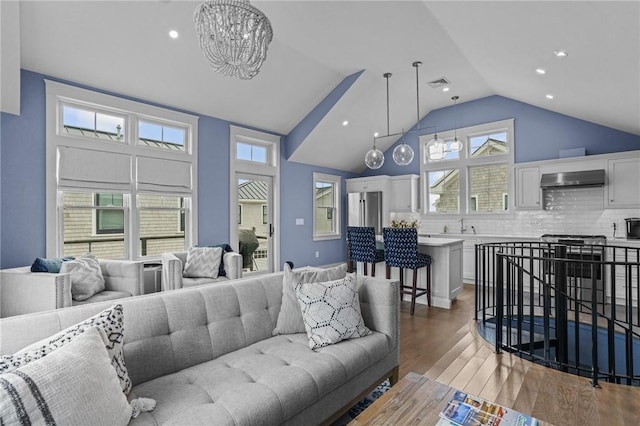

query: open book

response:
[437,390,539,426]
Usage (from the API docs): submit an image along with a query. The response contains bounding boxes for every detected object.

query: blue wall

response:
[0,70,353,268]
[363,95,640,177]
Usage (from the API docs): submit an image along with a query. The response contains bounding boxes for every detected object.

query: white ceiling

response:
[16,1,640,173]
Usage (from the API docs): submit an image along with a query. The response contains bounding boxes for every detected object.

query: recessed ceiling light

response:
[536,68,546,75]
[442,87,450,92]
[553,50,568,58]
[169,30,179,39]
[342,120,349,126]
[373,132,379,137]
[546,94,554,99]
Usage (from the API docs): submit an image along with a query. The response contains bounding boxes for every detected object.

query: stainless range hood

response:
[540,169,605,188]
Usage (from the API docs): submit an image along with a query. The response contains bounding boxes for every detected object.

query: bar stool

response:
[347,226,385,277]
[383,227,432,315]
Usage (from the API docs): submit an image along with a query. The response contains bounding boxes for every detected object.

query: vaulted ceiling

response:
[13,1,640,172]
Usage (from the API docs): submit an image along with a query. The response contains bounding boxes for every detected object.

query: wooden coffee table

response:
[349,372,549,425]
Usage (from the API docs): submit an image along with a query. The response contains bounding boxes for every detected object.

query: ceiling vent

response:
[428,77,450,88]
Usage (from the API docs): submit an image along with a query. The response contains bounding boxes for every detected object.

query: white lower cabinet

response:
[463,238,479,283]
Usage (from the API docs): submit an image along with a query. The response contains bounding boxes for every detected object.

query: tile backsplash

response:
[396,187,638,239]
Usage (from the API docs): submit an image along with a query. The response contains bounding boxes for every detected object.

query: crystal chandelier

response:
[194,0,273,80]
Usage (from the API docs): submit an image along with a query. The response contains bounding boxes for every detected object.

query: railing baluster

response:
[591,262,600,387]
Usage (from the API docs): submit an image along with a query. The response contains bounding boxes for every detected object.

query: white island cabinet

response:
[373,236,463,309]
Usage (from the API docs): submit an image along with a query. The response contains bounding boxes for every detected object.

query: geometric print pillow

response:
[0,304,132,394]
[183,246,222,279]
[294,274,371,350]
[59,253,106,301]
[0,327,133,426]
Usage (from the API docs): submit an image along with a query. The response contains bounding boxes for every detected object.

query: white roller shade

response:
[58,146,131,190]
[137,156,192,194]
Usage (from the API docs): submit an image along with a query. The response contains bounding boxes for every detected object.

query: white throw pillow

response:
[183,246,223,279]
[59,253,105,301]
[295,274,371,350]
[273,263,348,335]
[0,304,132,394]
[0,327,132,425]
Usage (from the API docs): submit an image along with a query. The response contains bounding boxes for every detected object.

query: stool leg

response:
[372,262,376,277]
[399,268,404,302]
[386,265,390,280]
[410,268,418,315]
[364,263,368,276]
[427,264,432,307]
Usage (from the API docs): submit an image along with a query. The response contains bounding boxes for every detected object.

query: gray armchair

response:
[161,251,242,291]
[0,259,144,318]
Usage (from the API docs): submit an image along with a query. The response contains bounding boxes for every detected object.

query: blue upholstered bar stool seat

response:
[347,226,385,277]
[383,227,432,315]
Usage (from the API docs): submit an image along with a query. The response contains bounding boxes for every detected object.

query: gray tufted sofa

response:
[0,268,400,425]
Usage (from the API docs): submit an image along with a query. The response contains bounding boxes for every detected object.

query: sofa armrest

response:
[223,252,243,280]
[0,267,72,317]
[161,252,184,291]
[99,260,144,296]
[357,276,400,355]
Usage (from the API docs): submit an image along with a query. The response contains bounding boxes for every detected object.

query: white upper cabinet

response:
[515,166,541,209]
[606,157,640,208]
[389,174,419,212]
[345,176,388,193]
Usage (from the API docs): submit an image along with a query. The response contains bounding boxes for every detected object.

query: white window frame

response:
[229,125,280,270]
[312,172,341,241]
[420,119,514,216]
[45,80,198,260]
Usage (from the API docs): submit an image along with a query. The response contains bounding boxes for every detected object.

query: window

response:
[262,205,268,224]
[313,173,341,240]
[427,170,460,213]
[236,142,268,164]
[468,164,509,212]
[62,192,126,258]
[95,193,124,234]
[62,104,125,142]
[238,205,243,224]
[420,119,514,216]
[138,120,186,151]
[470,195,478,212]
[46,80,198,260]
[138,194,186,257]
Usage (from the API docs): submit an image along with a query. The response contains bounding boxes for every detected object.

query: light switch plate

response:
[296,218,304,225]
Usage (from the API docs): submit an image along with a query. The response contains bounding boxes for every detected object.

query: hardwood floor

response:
[390,284,640,425]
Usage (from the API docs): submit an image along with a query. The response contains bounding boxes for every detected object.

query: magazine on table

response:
[437,390,539,426]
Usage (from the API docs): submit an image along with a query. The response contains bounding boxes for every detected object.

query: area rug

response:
[331,379,391,425]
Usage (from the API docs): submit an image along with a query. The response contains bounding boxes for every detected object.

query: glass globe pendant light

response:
[393,130,414,166]
[449,96,463,152]
[426,133,446,160]
[365,141,385,169]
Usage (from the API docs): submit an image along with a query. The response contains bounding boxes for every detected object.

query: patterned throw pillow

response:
[183,246,223,279]
[30,256,75,273]
[59,253,105,301]
[0,304,132,394]
[295,274,371,350]
[273,263,348,335]
[0,327,132,425]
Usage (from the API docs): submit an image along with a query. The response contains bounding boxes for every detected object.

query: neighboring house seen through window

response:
[313,173,341,241]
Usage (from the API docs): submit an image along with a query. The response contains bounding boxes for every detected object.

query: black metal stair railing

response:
[475,241,640,387]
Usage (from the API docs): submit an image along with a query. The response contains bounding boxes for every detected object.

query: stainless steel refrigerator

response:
[347,191,383,234]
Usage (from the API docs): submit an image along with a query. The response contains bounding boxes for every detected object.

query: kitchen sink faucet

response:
[459,217,467,234]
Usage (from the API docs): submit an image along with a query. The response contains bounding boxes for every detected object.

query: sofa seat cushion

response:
[181,276,230,288]
[72,290,131,306]
[129,331,389,425]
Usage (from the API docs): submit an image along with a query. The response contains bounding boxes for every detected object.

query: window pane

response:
[468,164,509,212]
[62,192,125,258]
[138,194,185,256]
[315,181,335,234]
[236,142,267,163]
[138,120,185,151]
[469,132,508,158]
[428,170,459,213]
[62,105,125,142]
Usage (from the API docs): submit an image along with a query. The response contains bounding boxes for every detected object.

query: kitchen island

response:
[373,235,464,309]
